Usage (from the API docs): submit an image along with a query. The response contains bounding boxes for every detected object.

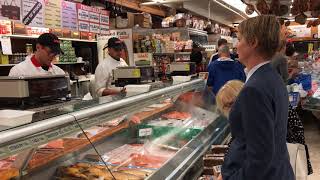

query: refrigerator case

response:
[0,79,229,180]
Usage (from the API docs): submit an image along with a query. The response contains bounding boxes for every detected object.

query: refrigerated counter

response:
[0,79,229,180]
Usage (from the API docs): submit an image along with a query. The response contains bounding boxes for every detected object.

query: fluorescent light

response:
[221,0,258,18]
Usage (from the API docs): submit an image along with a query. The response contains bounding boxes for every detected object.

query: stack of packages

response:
[59,41,77,63]
[199,145,229,180]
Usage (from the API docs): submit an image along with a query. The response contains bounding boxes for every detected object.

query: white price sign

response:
[139,128,153,137]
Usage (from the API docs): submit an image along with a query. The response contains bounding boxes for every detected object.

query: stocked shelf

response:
[0,64,15,67]
[0,34,97,43]
[153,52,191,55]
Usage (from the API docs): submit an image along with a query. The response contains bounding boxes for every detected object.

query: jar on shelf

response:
[26,44,33,55]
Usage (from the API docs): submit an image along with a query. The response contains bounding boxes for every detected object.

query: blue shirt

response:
[207,58,246,95]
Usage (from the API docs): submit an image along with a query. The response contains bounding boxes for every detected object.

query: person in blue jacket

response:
[207,45,246,95]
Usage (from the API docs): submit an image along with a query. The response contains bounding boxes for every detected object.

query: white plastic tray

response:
[0,110,34,127]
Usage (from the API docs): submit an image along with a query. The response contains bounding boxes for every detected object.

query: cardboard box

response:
[12,22,26,35]
[50,28,62,37]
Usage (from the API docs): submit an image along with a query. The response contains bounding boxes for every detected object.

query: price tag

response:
[46,129,61,140]
[184,64,190,71]
[132,69,141,77]
[8,140,30,153]
[139,128,153,137]
[0,148,8,158]
[30,135,47,145]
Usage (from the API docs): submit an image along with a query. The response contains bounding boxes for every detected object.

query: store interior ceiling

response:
[141,0,254,26]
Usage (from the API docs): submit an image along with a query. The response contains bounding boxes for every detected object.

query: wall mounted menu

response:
[77,3,90,32]
[44,0,61,28]
[89,7,100,34]
[0,0,22,21]
[22,0,44,27]
[100,10,109,35]
[61,1,77,30]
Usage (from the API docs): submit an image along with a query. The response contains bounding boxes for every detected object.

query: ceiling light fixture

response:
[213,0,247,19]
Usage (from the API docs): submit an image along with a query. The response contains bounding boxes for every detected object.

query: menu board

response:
[89,7,100,34]
[22,0,44,27]
[61,1,77,30]
[0,0,22,21]
[44,0,61,28]
[77,4,90,32]
[100,10,110,35]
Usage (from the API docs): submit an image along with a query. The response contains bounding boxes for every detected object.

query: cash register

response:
[0,75,70,108]
[113,66,155,87]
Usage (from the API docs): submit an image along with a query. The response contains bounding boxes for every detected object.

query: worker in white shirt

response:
[9,33,65,77]
[95,37,128,97]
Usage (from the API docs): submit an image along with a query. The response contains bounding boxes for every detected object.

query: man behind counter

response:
[94,37,128,97]
[9,33,65,77]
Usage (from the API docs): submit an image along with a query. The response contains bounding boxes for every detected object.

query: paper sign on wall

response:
[0,0,22,21]
[78,21,89,32]
[22,0,44,27]
[288,25,311,38]
[44,0,61,28]
[90,23,100,33]
[61,1,77,30]
[89,7,100,23]
[77,4,90,32]
[0,36,12,55]
[100,10,109,35]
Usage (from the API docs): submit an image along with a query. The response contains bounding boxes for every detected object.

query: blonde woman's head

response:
[216,80,244,118]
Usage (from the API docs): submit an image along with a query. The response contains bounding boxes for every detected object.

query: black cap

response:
[103,37,124,50]
[37,33,63,55]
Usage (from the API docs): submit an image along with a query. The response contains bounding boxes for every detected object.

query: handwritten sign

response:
[61,1,77,30]
[22,0,44,27]
[44,0,61,28]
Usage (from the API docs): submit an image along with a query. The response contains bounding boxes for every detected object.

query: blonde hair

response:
[238,15,280,59]
[216,80,244,118]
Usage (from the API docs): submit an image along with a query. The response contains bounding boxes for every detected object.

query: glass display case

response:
[0,79,229,180]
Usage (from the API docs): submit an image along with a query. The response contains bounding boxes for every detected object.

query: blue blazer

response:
[221,63,294,180]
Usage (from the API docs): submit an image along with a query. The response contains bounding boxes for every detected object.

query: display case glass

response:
[0,79,229,180]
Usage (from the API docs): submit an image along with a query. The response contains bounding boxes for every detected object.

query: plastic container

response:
[172,76,192,82]
[0,110,34,127]
[125,84,151,93]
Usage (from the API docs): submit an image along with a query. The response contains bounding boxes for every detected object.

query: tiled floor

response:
[303,113,320,180]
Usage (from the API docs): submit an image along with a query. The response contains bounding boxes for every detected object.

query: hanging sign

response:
[44,0,61,28]
[22,0,44,27]
[0,0,21,21]
[61,1,77,30]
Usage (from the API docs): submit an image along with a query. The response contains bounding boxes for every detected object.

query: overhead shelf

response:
[0,34,97,43]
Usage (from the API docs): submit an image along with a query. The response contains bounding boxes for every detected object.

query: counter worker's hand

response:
[129,115,141,124]
[217,174,223,180]
[120,87,126,93]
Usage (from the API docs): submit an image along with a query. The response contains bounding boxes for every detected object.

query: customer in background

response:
[271,40,288,83]
[207,45,246,95]
[190,42,205,72]
[209,39,236,63]
[94,37,128,97]
[220,15,294,180]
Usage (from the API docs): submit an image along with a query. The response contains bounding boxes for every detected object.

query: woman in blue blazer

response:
[220,15,294,180]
